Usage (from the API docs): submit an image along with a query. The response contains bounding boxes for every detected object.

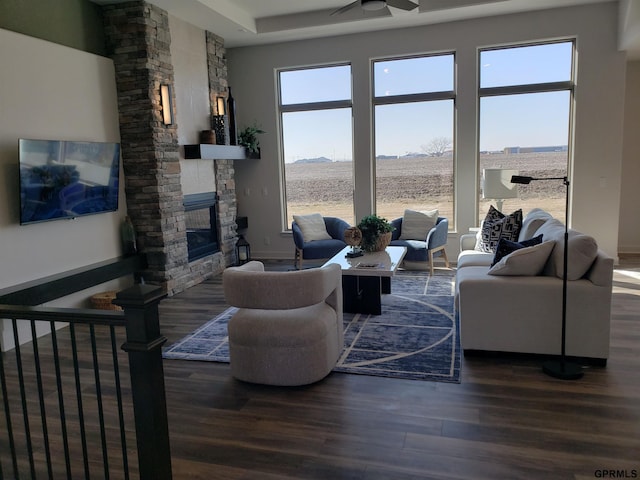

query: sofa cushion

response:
[518,209,553,242]
[457,250,493,268]
[488,241,555,276]
[477,206,523,253]
[534,219,599,280]
[293,213,331,242]
[399,209,438,240]
[491,234,544,267]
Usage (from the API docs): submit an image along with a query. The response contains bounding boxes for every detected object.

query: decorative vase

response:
[227,87,237,145]
[371,232,391,252]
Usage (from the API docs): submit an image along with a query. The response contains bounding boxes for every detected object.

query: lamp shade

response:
[482,169,519,200]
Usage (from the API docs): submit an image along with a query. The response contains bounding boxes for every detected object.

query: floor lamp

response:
[510,174,584,380]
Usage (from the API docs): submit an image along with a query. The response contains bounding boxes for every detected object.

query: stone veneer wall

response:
[102,1,234,295]
[206,31,239,268]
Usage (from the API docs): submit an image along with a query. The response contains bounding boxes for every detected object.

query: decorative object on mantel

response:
[235,234,251,265]
[238,122,265,158]
[344,226,364,258]
[199,130,216,144]
[357,214,394,252]
[227,87,237,145]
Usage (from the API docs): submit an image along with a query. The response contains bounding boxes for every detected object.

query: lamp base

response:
[542,359,584,380]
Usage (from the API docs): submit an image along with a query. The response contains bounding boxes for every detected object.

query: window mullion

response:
[280,99,352,113]
[479,81,573,98]
[373,91,455,106]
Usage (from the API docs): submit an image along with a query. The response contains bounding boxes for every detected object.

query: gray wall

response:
[227,3,629,260]
[0,0,106,56]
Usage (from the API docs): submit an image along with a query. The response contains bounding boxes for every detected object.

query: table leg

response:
[342,276,382,315]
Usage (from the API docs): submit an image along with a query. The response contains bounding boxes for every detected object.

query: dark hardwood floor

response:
[158,258,640,480]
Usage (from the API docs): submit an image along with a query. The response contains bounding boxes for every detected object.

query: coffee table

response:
[322,246,407,315]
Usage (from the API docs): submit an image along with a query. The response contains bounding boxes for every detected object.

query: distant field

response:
[285,152,568,226]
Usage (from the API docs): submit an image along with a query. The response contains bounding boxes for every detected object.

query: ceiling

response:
[93,0,640,58]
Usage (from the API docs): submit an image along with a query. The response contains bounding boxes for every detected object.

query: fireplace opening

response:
[184,192,219,262]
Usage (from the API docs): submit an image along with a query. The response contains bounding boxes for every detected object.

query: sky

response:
[279,41,573,163]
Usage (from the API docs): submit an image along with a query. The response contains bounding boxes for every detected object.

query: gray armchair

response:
[223,261,343,386]
[389,216,450,275]
[292,216,350,269]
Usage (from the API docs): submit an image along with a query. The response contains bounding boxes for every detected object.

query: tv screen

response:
[19,139,120,225]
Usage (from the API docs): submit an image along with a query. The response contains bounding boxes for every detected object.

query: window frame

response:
[371,52,457,223]
[476,39,576,221]
[277,63,354,231]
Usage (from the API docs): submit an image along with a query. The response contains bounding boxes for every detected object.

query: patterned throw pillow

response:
[491,234,543,267]
[478,206,523,253]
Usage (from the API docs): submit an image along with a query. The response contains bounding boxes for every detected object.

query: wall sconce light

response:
[216,96,226,116]
[160,84,174,126]
[213,95,229,145]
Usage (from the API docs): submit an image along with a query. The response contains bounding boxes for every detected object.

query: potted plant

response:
[357,214,394,252]
[238,123,265,157]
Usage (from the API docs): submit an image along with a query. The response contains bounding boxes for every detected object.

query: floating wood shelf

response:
[183,144,258,160]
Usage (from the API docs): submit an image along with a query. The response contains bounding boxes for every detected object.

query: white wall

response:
[619,60,640,254]
[227,3,626,261]
[0,29,129,349]
[169,15,217,196]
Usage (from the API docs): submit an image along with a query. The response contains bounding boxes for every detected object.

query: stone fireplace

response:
[103,2,237,295]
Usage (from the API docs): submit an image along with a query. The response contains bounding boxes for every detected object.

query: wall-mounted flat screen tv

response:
[19,139,120,225]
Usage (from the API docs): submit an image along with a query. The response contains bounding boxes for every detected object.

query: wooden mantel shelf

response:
[183,144,258,160]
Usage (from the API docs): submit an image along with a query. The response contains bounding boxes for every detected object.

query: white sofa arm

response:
[460,233,477,252]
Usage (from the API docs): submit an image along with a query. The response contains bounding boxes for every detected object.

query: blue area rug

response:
[163,271,460,383]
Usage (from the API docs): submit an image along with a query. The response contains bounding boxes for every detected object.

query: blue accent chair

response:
[292,216,350,269]
[389,216,450,275]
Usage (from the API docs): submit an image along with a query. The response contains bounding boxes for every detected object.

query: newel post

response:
[115,284,172,480]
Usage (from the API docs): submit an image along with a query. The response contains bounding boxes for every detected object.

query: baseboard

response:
[463,349,607,367]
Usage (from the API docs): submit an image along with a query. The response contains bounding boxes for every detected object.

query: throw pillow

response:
[491,234,543,267]
[488,241,555,276]
[518,209,552,242]
[399,209,439,240]
[478,206,523,254]
[293,213,331,243]
[534,219,598,280]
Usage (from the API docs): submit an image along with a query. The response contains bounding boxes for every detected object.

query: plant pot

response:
[365,231,392,252]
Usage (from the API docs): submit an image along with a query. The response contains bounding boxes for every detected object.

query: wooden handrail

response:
[0,255,145,306]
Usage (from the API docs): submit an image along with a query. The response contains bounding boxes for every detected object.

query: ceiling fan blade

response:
[387,0,419,11]
[330,0,361,16]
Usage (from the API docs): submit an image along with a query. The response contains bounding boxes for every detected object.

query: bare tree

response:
[421,136,452,157]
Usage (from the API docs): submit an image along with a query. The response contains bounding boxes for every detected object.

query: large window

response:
[279,65,354,227]
[478,41,574,222]
[373,54,455,224]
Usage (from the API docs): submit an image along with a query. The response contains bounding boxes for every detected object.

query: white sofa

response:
[455,209,613,364]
